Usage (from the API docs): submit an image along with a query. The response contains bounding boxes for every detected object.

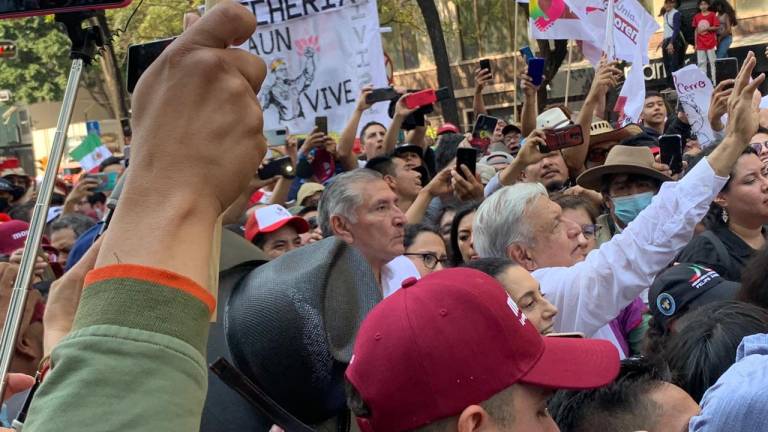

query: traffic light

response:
[0,41,17,60]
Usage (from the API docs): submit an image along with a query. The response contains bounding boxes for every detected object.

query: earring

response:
[722,208,729,224]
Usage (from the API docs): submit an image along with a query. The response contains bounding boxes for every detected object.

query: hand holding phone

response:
[539,124,583,153]
[715,57,739,86]
[127,38,176,93]
[479,59,492,76]
[456,147,478,180]
[365,88,400,105]
[519,46,534,62]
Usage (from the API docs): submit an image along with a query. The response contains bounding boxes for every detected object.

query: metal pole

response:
[513,0,519,122]
[0,58,84,400]
[564,40,573,108]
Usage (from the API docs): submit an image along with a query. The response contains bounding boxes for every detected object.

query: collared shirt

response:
[381,255,421,298]
[690,333,768,431]
[533,158,728,342]
[677,225,765,281]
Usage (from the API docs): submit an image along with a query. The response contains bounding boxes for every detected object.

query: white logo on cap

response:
[507,297,527,327]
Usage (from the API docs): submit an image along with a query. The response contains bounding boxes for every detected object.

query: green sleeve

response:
[629,312,652,357]
[24,269,212,432]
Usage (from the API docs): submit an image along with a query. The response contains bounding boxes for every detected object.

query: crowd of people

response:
[0,1,768,431]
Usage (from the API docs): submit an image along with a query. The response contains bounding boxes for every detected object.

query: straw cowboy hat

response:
[577,145,673,191]
[589,120,643,146]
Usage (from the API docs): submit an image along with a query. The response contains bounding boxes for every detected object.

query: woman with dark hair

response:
[430,202,457,247]
[403,223,447,277]
[738,246,768,308]
[658,301,768,403]
[677,145,768,281]
[711,0,737,58]
[462,257,559,334]
[449,201,480,267]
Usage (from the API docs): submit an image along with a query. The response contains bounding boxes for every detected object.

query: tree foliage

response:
[0,17,71,104]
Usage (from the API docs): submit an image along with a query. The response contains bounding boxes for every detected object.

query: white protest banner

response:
[673,64,716,147]
[569,0,659,65]
[238,0,389,134]
[529,0,594,41]
[614,61,645,126]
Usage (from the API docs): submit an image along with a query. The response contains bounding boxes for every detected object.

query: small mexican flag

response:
[69,134,111,172]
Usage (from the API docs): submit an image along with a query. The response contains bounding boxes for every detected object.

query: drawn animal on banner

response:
[259,37,319,122]
[678,94,714,145]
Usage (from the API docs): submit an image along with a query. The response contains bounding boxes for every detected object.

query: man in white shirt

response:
[472,55,764,353]
[318,168,419,295]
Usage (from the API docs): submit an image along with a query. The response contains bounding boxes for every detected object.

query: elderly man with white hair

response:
[473,55,764,354]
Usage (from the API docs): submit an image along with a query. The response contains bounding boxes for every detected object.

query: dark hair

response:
[738,246,768,308]
[461,257,517,278]
[645,90,662,100]
[359,121,386,141]
[449,201,481,267]
[698,0,711,6]
[98,156,123,172]
[8,202,34,223]
[297,205,318,217]
[600,173,663,197]
[365,156,397,177]
[404,222,441,250]
[711,0,737,25]
[549,357,672,432]
[693,145,758,230]
[550,194,600,223]
[49,213,96,238]
[87,192,107,206]
[658,301,768,402]
[658,0,679,16]
[435,134,465,173]
[429,201,457,228]
[757,126,768,135]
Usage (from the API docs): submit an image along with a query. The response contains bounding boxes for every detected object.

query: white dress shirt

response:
[381,255,421,298]
[533,158,728,344]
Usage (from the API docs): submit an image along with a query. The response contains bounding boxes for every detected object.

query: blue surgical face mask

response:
[612,192,654,225]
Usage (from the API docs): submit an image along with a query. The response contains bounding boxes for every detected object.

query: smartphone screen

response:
[456,147,477,179]
[315,116,328,135]
[542,124,583,152]
[264,128,288,147]
[715,57,738,85]
[479,59,492,76]
[126,38,176,93]
[528,57,545,86]
[659,134,683,174]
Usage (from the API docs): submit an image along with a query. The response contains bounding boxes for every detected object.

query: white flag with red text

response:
[614,62,646,126]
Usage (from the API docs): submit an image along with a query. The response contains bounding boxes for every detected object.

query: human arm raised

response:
[337,86,373,171]
[383,93,418,154]
[473,67,493,116]
[520,73,540,136]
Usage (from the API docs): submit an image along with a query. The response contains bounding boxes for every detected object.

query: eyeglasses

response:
[750,140,768,154]
[404,253,448,270]
[581,224,598,238]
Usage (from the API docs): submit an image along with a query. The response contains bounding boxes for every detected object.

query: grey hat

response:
[225,237,381,424]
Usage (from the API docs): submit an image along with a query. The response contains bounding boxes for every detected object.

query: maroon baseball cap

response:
[345,268,620,431]
[0,220,28,255]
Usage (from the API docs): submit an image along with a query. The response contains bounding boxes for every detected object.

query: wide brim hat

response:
[590,121,643,146]
[577,145,673,191]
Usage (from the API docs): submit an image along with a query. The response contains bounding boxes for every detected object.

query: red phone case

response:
[403,89,437,110]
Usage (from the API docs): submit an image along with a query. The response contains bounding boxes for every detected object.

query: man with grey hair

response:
[473,62,763,355]
[319,169,418,296]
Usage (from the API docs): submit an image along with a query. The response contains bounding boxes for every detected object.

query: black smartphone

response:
[528,57,545,86]
[715,57,739,86]
[365,87,400,105]
[659,134,683,175]
[479,59,492,76]
[315,116,328,135]
[258,156,295,180]
[126,37,176,93]
[456,147,477,179]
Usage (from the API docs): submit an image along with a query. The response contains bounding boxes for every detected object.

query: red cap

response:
[244,204,309,243]
[345,268,619,432]
[0,220,28,255]
[437,123,460,135]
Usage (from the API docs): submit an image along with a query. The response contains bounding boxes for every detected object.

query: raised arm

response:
[338,86,373,171]
[520,73,540,136]
[536,52,766,338]
[473,67,493,116]
[383,93,418,155]
[562,60,620,175]
[24,4,270,431]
